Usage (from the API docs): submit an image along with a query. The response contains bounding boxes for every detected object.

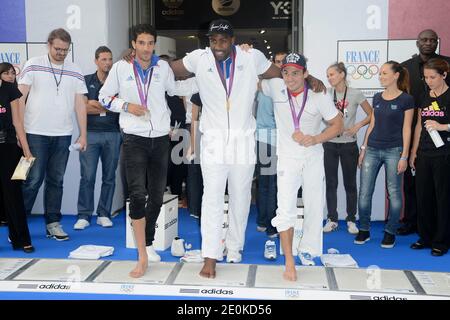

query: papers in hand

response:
[11,156,36,180]
[320,254,358,268]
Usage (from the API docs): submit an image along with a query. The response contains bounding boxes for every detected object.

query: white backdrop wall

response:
[24,0,129,215]
[303,0,390,221]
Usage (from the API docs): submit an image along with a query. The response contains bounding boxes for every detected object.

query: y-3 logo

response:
[0,105,6,114]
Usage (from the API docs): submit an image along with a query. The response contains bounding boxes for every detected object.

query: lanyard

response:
[132,60,154,108]
[215,47,236,111]
[333,86,348,112]
[48,55,64,95]
[287,82,309,131]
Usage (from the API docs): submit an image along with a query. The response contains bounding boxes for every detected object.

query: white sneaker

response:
[96,217,113,228]
[347,221,359,235]
[73,219,90,230]
[299,252,315,266]
[226,250,242,263]
[171,237,185,257]
[323,219,338,233]
[264,240,277,260]
[146,245,161,262]
[46,222,69,241]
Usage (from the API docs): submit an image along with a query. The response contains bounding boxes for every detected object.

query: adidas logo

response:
[126,75,134,81]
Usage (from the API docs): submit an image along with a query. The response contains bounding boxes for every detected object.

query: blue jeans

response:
[358,146,403,235]
[77,131,121,221]
[22,134,71,224]
[256,141,278,236]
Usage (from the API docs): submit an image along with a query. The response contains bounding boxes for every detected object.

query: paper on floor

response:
[69,245,114,260]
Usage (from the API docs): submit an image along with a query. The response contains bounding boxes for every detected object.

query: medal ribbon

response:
[287,82,309,131]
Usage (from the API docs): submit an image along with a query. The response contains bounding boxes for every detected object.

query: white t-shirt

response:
[183,46,272,137]
[99,59,195,138]
[262,78,338,158]
[18,55,87,136]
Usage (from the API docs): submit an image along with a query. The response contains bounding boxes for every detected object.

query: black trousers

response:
[187,160,203,217]
[256,141,277,235]
[401,162,418,228]
[167,127,187,196]
[323,141,359,222]
[122,134,169,246]
[401,111,418,227]
[0,190,5,223]
[0,143,32,248]
[415,153,450,252]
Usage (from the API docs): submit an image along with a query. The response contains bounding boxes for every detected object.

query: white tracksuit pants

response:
[200,162,254,260]
[199,132,255,260]
[272,153,325,257]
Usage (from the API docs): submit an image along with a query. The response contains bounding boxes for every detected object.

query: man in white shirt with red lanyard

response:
[99,24,194,278]
[261,53,343,281]
[170,19,286,279]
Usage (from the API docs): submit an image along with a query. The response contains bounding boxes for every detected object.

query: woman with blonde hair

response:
[323,62,372,234]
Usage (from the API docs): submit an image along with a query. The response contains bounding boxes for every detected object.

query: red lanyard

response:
[333,86,348,112]
[287,82,309,131]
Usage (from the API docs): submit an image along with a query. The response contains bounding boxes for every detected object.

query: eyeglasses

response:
[53,47,71,54]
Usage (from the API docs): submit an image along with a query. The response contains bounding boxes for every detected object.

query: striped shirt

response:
[18,55,87,136]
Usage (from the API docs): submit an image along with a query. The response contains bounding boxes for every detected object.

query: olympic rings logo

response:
[346,64,379,80]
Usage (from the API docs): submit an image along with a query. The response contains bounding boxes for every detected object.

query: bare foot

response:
[199,258,216,278]
[129,259,148,278]
[283,261,297,281]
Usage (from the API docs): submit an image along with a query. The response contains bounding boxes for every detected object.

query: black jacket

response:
[401,53,450,105]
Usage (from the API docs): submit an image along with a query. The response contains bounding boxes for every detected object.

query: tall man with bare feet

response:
[99,24,194,278]
[170,19,284,279]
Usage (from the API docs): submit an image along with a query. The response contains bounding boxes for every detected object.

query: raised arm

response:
[170,59,193,79]
[259,63,282,79]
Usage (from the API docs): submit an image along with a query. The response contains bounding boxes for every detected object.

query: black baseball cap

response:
[206,19,234,37]
[281,53,307,70]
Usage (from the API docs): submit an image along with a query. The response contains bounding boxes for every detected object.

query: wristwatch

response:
[360,145,366,150]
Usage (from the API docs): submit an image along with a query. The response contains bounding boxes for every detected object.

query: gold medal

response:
[226,99,231,111]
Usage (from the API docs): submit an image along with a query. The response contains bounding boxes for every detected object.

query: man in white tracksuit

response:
[171,19,282,278]
[261,53,343,281]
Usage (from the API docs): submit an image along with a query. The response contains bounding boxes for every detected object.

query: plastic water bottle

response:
[428,129,444,148]
[68,143,81,152]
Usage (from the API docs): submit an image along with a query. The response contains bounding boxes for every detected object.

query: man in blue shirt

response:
[74,46,121,230]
